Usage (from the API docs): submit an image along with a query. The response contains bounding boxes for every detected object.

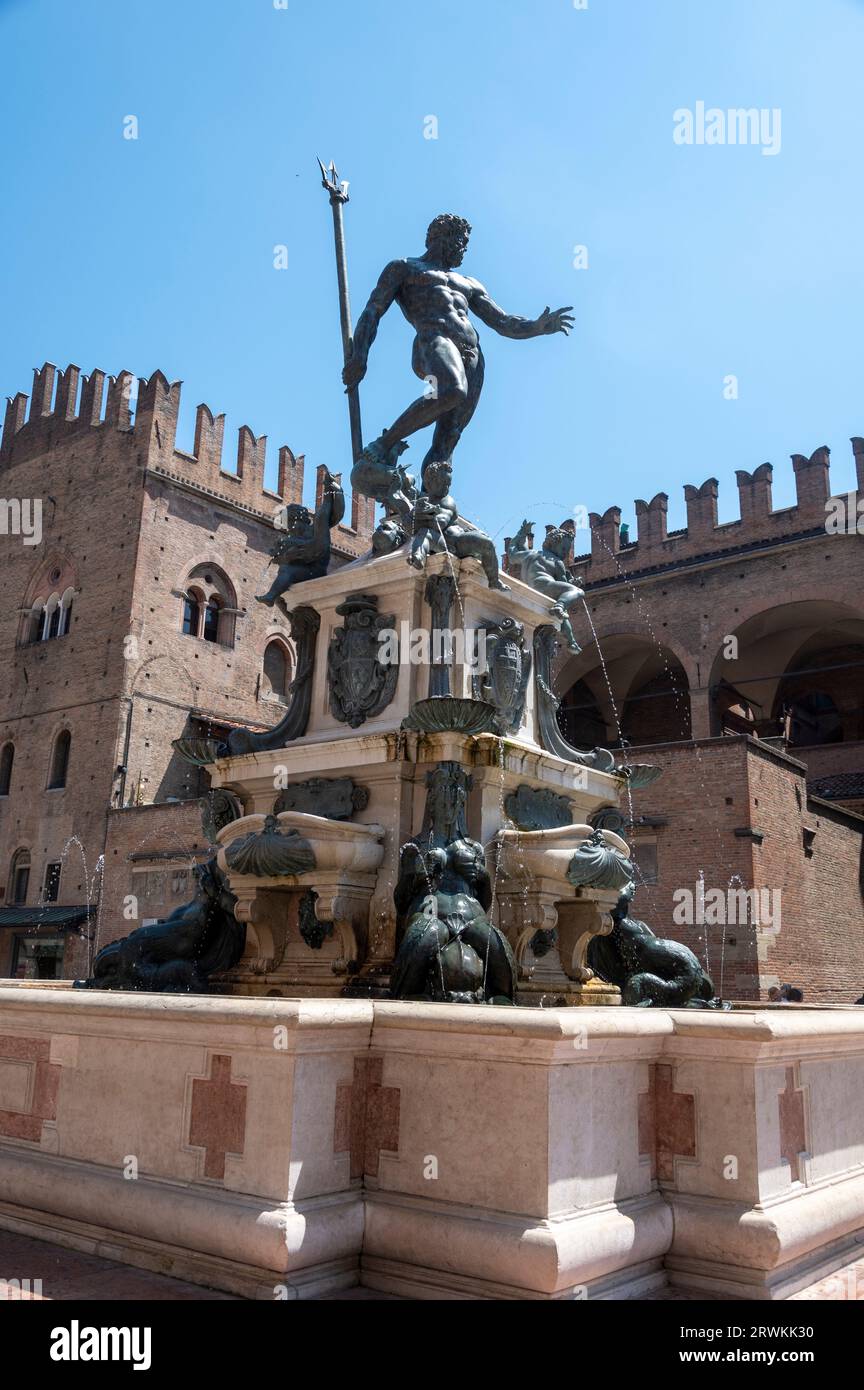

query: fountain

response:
[76,191,717,1013]
[7,180,864,1305]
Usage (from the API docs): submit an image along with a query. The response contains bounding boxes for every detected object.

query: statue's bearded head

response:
[426,213,472,268]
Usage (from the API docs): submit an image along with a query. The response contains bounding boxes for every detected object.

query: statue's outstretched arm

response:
[468,281,574,340]
[343,260,406,386]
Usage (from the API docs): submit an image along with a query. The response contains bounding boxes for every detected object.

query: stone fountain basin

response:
[495,823,631,886]
[216,810,386,877]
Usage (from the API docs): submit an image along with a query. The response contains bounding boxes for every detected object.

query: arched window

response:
[182,589,203,637]
[180,566,236,647]
[42,861,62,903]
[8,849,30,905]
[37,593,60,641]
[58,587,75,636]
[203,597,221,643]
[48,730,71,789]
[0,743,13,797]
[786,691,842,747]
[262,641,292,702]
[25,591,70,644]
[19,560,78,647]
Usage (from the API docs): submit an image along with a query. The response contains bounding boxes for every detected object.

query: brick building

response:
[0,360,372,981]
[538,441,864,1002]
[2,356,862,1003]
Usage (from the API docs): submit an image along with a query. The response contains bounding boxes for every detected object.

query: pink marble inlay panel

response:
[334,1056,400,1179]
[639,1062,696,1183]
[188,1053,247,1181]
[0,1035,60,1143]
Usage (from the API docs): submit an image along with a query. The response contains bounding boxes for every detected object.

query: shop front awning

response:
[0,905,96,932]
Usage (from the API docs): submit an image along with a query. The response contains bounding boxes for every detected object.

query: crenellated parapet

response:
[556,440,863,584]
[0,360,372,539]
[634,492,668,546]
[588,505,621,566]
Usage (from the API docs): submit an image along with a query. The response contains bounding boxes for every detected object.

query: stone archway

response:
[556,634,692,752]
[707,600,864,742]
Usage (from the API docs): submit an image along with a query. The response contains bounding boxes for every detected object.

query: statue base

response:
[206,551,634,1005]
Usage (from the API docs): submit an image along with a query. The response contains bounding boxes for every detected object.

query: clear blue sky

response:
[1,0,861,543]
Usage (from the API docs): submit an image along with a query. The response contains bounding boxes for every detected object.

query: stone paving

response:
[0,1229,235,1300]
[1,1228,862,1300]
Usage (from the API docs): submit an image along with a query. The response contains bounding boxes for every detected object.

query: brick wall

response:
[0,369,146,977]
[0,359,374,979]
[627,736,864,1003]
[99,801,212,956]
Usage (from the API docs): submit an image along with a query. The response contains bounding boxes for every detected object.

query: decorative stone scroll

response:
[200,788,244,844]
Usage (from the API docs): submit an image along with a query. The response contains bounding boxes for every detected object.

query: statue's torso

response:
[435,889,485,930]
[397,260,479,349]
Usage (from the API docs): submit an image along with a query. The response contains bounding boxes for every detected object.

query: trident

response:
[317,157,363,463]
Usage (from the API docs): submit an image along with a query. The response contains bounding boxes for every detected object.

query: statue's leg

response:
[549,604,581,654]
[380,336,468,450]
[450,531,510,592]
[408,528,432,571]
[462,921,516,1002]
[256,563,305,606]
[389,918,449,1000]
[420,346,485,475]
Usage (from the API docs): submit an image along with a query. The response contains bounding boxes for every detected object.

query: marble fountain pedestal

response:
[205,549,630,1005]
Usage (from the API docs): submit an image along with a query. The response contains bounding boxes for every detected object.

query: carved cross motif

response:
[638,1063,696,1182]
[778,1066,807,1184]
[334,1056,400,1179]
[0,1035,60,1142]
[188,1054,247,1181]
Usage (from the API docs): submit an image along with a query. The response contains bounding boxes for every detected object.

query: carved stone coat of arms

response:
[472,616,531,735]
[327,592,398,728]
